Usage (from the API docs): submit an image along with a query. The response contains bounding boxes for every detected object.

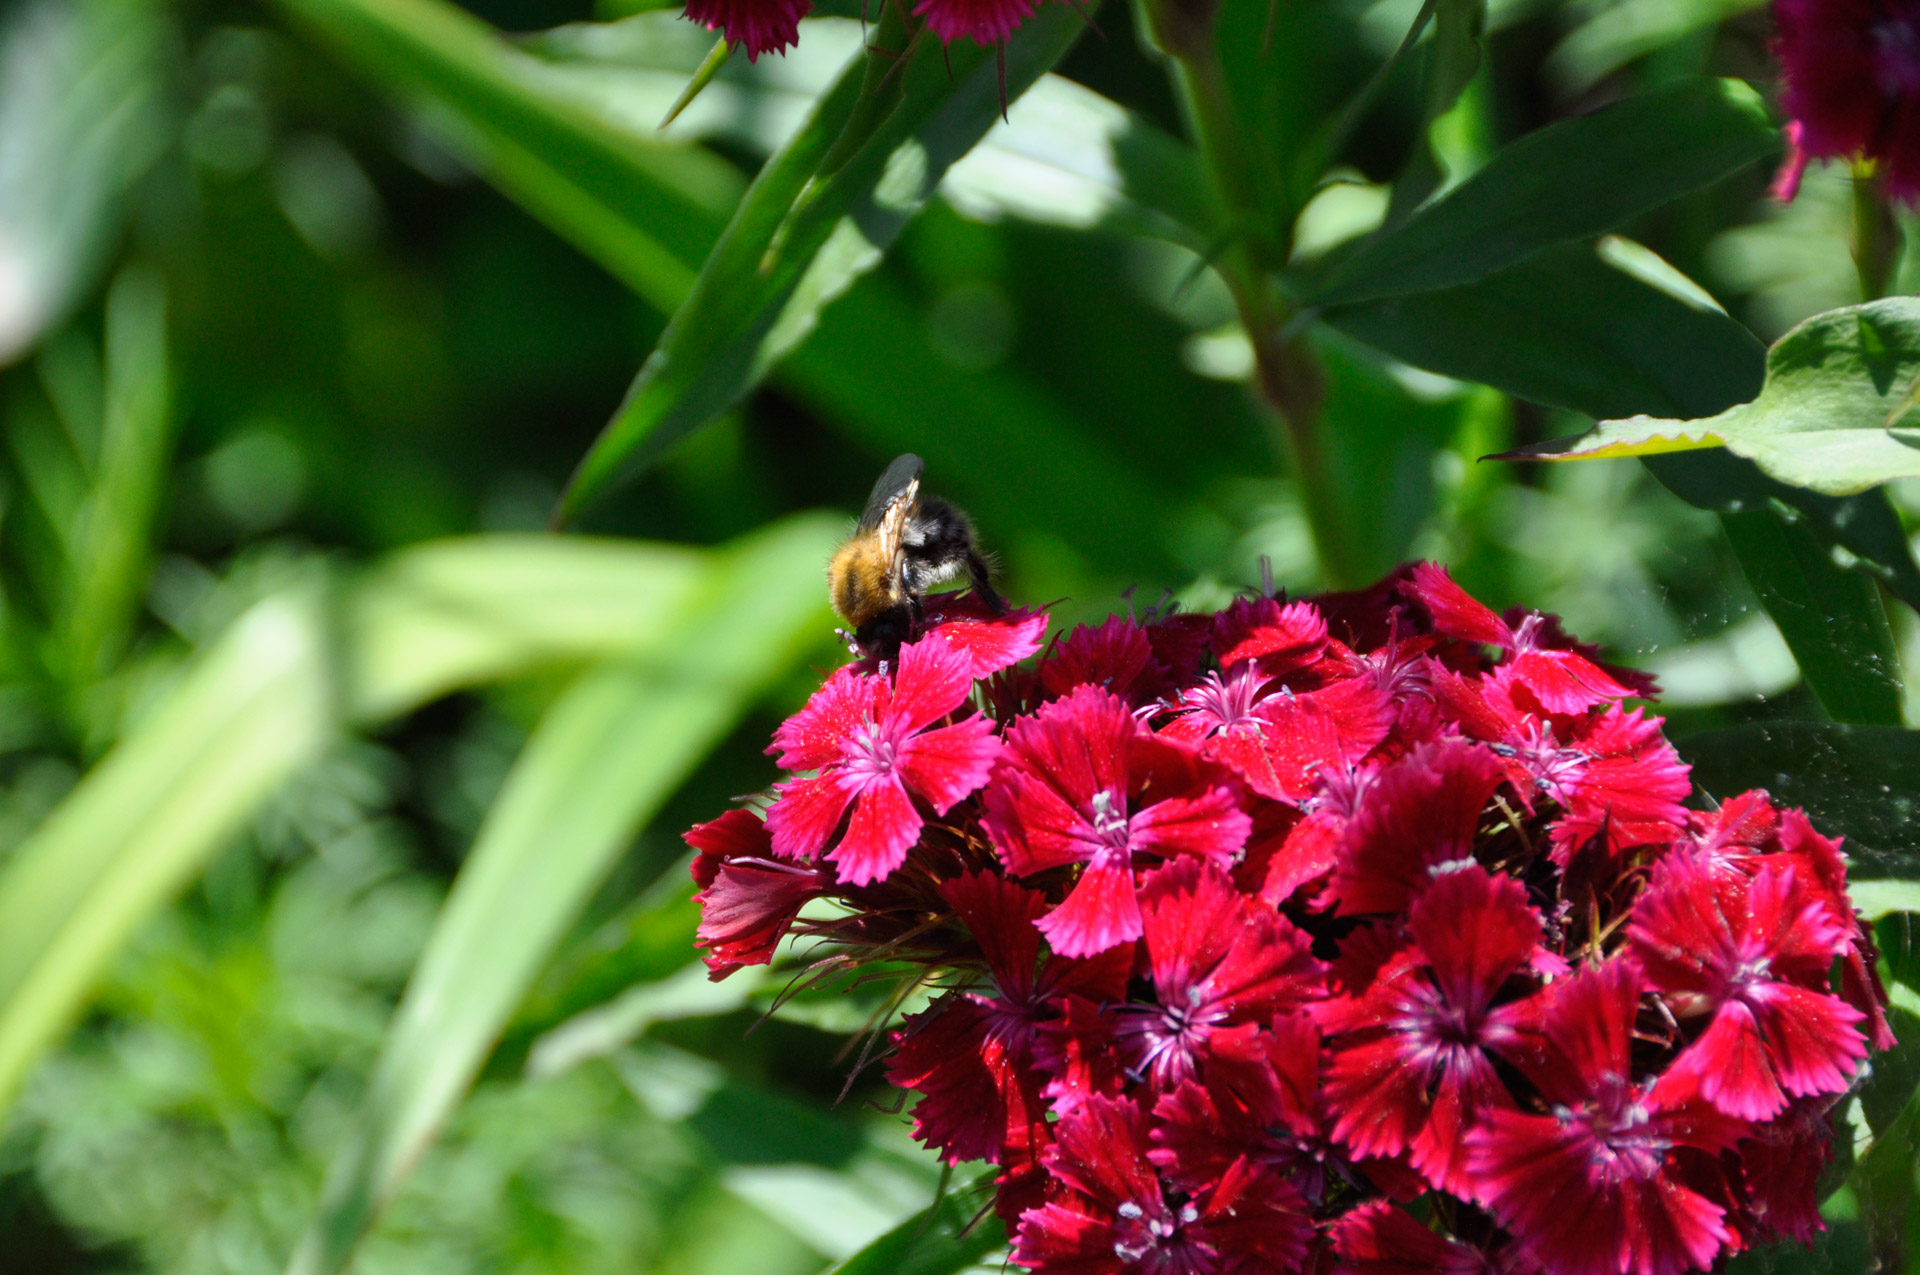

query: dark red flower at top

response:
[1012,1095,1313,1275]
[1629,855,1867,1121]
[684,0,810,59]
[1467,962,1748,1275]
[765,637,1000,885]
[1211,595,1329,676]
[1775,0,1920,202]
[1039,616,1165,706]
[1109,859,1324,1089]
[1320,864,1541,1194]
[913,0,1039,44]
[983,686,1251,956]
[1406,564,1639,714]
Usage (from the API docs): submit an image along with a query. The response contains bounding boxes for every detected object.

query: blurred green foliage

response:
[0,0,1914,1270]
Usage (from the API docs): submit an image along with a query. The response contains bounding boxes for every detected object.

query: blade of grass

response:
[287,517,836,1275]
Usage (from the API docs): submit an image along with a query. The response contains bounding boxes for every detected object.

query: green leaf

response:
[267,0,742,310]
[821,1173,1006,1275]
[1325,239,1919,713]
[1509,298,1920,496]
[0,588,335,1118]
[287,517,836,1275]
[1308,78,1775,306]
[0,520,838,1125]
[1716,508,1904,725]
[555,2,1096,525]
[59,266,174,685]
[1546,0,1765,97]
[1679,722,1920,883]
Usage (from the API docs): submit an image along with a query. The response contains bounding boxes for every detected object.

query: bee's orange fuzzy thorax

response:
[829,537,898,627]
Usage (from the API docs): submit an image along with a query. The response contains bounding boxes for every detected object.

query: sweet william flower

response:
[764,636,1000,885]
[684,0,810,60]
[983,685,1251,957]
[913,0,1040,45]
[1012,1095,1314,1275]
[1629,855,1867,1121]
[1774,0,1920,201]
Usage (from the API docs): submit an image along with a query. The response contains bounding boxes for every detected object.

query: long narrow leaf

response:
[0,523,832,1124]
[288,516,837,1275]
[556,2,1097,524]
[1307,78,1774,305]
[267,0,741,310]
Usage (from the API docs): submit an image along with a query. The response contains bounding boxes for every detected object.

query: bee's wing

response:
[858,454,924,532]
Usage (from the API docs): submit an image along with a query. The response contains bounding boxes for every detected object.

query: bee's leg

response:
[967,551,1007,615]
[907,592,926,635]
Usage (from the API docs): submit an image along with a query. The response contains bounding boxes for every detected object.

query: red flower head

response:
[983,686,1251,957]
[687,560,1893,1275]
[684,0,810,60]
[913,0,1040,45]
[1107,859,1324,1089]
[1629,855,1867,1120]
[1320,864,1543,1193]
[1774,0,1920,202]
[1467,962,1747,1275]
[764,636,1000,885]
[1012,1095,1314,1275]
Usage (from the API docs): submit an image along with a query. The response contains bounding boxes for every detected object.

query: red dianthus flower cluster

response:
[686,565,1893,1275]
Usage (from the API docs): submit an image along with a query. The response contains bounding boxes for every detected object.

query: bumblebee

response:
[828,454,1005,657]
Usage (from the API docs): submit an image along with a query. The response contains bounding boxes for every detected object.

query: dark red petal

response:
[1506,647,1637,714]
[984,767,1103,876]
[1039,616,1160,703]
[1410,864,1542,1012]
[768,665,875,769]
[685,807,773,860]
[683,0,810,59]
[1406,562,1513,647]
[1325,1034,1428,1161]
[940,871,1047,1000]
[1043,1094,1158,1207]
[1213,596,1330,672]
[1037,856,1144,958]
[1749,981,1868,1100]
[1330,739,1505,916]
[1669,1001,1788,1122]
[764,772,853,861]
[888,634,979,733]
[1331,1200,1494,1275]
[1125,785,1251,865]
[828,777,922,885]
[922,601,1049,678]
[693,857,830,976]
[896,715,1001,812]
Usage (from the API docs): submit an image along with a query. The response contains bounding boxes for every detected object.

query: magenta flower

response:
[1774,0,1920,202]
[1406,563,1640,713]
[983,685,1251,956]
[764,636,1000,885]
[1012,1095,1313,1275]
[1630,856,1867,1120]
[1467,962,1747,1275]
[1320,864,1542,1193]
[684,0,810,59]
[1108,859,1324,1089]
[912,0,1040,44]
[688,559,1892,1275]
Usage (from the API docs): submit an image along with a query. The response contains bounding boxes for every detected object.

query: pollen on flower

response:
[684,565,1892,1275]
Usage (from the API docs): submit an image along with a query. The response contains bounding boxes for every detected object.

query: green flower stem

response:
[1852,163,1902,303]
[1140,0,1360,588]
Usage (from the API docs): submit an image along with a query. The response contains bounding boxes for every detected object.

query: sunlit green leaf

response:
[1308,79,1775,306]
[555,2,1096,524]
[1510,298,1920,496]
[288,515,837,1275]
